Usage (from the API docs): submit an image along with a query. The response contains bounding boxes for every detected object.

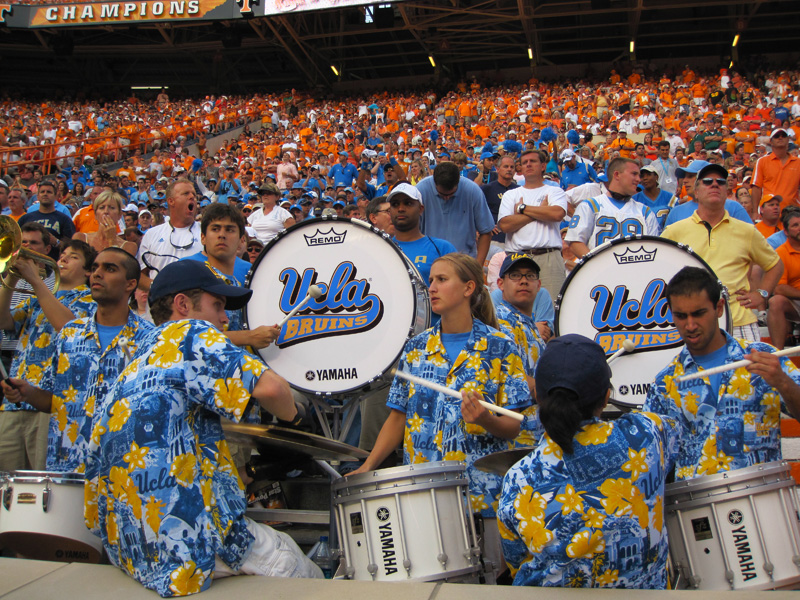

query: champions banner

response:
[2,0,382,28]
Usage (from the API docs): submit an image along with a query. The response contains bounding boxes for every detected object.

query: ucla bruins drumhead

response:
[246,217,429,395]
[555,235,731,408]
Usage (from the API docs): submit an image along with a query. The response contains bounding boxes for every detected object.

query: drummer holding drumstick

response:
[498,335,680,588]
[349,254,534,519]
[643,267,800,481]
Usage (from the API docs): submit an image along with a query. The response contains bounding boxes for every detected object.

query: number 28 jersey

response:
[565,195,660,251]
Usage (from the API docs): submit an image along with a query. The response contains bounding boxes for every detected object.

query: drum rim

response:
[554,234,732,335]
[244,216,430,396]
[332,460,466,492]
[665,460,791,496]
[4,470,85,484]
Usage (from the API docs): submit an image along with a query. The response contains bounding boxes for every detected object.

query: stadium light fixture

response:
[331,65,339,76]
[527,47,533,60]
[629,40,635,53]
[428,55,436,67]
[732,34,739,47]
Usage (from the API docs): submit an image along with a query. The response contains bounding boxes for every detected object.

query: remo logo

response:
[275,263,384,348]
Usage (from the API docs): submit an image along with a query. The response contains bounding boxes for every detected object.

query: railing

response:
[0,108,257,176]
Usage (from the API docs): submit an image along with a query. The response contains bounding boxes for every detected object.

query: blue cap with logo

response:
[149,261,252,310]
[499,252,540,277]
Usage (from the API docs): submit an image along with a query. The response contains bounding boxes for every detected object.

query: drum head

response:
[246,217,421,395]
[555,236,731,409]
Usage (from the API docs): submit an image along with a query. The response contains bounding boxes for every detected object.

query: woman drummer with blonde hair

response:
[350,253,534,522]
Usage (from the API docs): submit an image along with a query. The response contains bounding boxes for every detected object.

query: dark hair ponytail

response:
[538,387,598,455]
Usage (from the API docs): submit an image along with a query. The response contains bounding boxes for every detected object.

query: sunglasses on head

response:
[700,177,727,187]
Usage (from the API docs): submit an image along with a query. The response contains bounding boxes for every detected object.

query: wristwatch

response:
[518,203,527,214]
[757,289,769,300]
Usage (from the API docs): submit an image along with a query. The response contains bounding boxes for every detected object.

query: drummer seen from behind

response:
[84,260,322,597]
[349,254,535,519]
[498,335,680,588]
[565,157,660,259]
[643,267,800,481]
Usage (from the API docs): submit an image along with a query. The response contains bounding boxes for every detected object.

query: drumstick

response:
[277,285,323,328]
[675,346,800,383]
[607,339,636,366]
[0,358,14,388]
[391,368,524,422]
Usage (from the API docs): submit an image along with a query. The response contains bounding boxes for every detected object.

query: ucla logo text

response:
[276,263,383,348]
[590,279,681,354]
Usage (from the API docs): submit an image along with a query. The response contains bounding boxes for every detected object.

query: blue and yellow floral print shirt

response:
[498,412,679,588]
[84,319,266,597]
[40,310,152,473]
[387,319,533,518]
[643,332,799,481]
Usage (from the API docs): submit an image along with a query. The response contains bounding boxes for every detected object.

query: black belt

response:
[517,247,561,256]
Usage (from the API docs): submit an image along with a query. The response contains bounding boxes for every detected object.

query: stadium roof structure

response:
[0,0,798,95]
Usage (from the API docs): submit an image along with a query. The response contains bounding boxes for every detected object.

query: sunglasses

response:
[700,178,727,187]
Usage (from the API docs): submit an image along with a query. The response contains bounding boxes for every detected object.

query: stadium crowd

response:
[2,61,800,592]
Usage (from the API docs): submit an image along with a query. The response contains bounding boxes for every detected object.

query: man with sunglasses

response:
[137,179,203,292]
[662,162,783,341]
[752,128,800,212]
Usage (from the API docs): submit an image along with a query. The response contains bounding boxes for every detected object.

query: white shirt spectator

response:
[137,220,203,278]
[498,186,568,251]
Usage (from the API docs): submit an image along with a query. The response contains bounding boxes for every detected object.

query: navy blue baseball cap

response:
[499,252,539,277]
[535,334,611,406]
[149,261,252,310]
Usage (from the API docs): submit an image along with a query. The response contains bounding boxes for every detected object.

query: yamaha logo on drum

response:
[613,246,656,264]
[304,227,347,246]
[275,263,384,348]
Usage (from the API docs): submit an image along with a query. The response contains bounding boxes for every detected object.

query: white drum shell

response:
[555,235,730,409]
[0,471,103,562]
[665,461,800,590]
[332,461,480,582]
[246,218,430,396]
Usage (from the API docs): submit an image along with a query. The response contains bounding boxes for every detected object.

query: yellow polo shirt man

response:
[662,211,780,335]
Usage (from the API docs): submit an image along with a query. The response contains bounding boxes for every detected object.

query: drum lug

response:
[1,484,11,511]
[42,479,51,513]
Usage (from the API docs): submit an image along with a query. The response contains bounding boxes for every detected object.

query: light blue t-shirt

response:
[692,340,729,401]
[96,323,125,351]
[392,236,458,286]
[768,230,787,249]
[664,199,752,227]
[440,331,471,362]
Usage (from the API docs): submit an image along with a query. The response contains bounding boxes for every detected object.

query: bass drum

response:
[246,217,430,396]
[555,236,731,409]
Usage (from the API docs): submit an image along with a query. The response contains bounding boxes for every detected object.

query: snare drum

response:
[665,461,800,590]
[0,471,103,563]
[332,461,481,582]
[555,236,731,408]
[246,217,430,396]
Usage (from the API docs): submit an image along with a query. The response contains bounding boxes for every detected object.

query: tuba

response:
[0,215,60,294]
